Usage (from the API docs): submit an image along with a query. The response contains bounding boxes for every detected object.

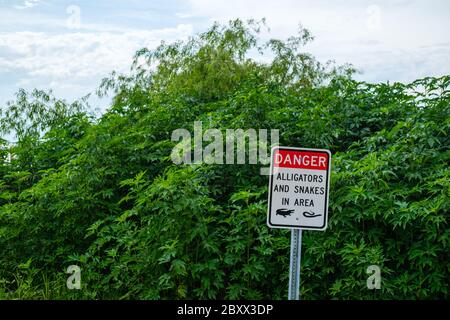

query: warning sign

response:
[267,147,331,230]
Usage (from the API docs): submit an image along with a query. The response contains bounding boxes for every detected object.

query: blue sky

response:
[1,0,449,114]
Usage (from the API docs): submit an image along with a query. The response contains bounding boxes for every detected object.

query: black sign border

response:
[267,146,331,230]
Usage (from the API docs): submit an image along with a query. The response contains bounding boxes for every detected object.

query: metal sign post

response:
[288,229,302,300]
[267,146,331,301]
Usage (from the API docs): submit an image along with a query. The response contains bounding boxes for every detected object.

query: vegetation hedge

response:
[0,19,448,299]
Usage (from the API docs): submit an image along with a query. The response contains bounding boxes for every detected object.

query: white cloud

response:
[181,0,450,83]
[0,23,193,117]
[0,0,448,114]
[175,12,193,19]
[14,0,42,10]
[0,23,193,85]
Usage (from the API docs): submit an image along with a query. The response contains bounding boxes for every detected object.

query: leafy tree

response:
[0,19,448,299]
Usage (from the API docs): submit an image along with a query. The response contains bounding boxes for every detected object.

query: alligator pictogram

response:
[276,208,295,217]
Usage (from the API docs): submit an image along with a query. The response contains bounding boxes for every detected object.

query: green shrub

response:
[0,19,448,299]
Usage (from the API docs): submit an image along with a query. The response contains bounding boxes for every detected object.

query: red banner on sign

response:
[273,149,329,170]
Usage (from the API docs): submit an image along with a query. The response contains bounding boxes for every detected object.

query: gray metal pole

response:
[288,228,302,300]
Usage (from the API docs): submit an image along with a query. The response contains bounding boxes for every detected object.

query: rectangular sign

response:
[267,146,331,230]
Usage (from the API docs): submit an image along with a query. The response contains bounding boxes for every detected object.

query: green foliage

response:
[0,19,448,299]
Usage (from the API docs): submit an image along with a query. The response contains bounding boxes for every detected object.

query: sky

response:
[0,0,449,114]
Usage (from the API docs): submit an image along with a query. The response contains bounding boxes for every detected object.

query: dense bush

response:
[0,19,448,299]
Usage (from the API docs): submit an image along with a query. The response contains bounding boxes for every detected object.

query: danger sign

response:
[267,147,331,230]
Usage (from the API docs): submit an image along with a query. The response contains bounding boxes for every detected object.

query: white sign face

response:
[267,147,331,230]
